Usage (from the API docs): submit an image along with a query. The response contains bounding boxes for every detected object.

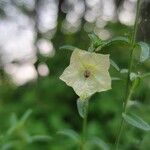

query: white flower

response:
[60,49,111,99]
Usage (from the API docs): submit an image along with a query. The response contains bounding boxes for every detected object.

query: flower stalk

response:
[80,99,89,150]
[115,0,141,149]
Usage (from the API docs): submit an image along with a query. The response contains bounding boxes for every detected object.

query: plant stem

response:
[115,78,138,150]
[115,118,124,150]
[125,0,141,103]
[115,0,141,149]
[80,100,89,150]
[140,72,150,78]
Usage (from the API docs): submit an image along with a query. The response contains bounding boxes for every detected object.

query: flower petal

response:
[59,65,79,86]
[71,49,110,71]
[70,49,86,69]
[60,49,111,98]
[72,78,99,99]
[93,70,112,92]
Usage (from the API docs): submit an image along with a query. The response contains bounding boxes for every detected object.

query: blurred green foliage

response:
[0,19,150,150]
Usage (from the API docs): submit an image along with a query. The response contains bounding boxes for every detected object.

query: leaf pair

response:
[60,35,150,63]
[60,34,129,53]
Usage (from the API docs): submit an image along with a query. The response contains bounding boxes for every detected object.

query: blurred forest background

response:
[0,0,150,150]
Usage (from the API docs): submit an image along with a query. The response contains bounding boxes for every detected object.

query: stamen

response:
[84,70,91,78]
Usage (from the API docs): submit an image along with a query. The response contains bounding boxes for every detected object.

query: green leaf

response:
[96,36,130,51]
[6,109,32,136]
[132,76,141,90]
[6,125,16,136]
[111,77,120,81]
[120,69,128,74]
[137,42,150,62]
[122,113,150,131]
[9,113,18,126]
[59,45,78,51]
[110,59,120,71]
[56,129,79,142]
[88,33,102,46]
[88,137,109,150]
[77,98,88,118]
[30,135,52,143]
[88,44,95,52]
[19,109,32,125]
[107,36,130,44]
[1,142,15,150]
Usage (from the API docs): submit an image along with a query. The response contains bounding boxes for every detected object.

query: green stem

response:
[124,45,135,111]
[115,0,141,149]
[131,0,141,45]
[115,118,124,150]
[140,72,150,78]
[115,79,136,150]
[125,0,141,103]
[80,100,89,150]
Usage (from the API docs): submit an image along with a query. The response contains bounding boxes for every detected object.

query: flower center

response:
[84,70,91,78]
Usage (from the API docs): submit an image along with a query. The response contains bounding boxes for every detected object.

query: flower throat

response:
[84,70,91,78]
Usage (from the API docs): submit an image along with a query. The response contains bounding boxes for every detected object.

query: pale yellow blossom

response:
[60,49,111,99]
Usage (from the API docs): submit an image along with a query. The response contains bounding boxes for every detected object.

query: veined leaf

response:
[137,42,150,62]
[122,113,150,131]
[96,36,130,51]
[60,45,78,51]
[77,98,88,118]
